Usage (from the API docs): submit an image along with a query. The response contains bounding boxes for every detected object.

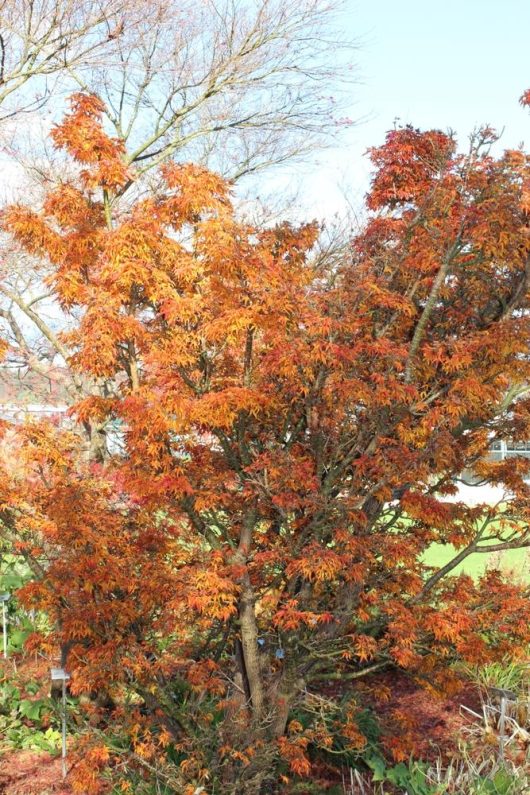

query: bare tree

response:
[107,0,356,179]
[0,0,131,117]
[3,0,357,178]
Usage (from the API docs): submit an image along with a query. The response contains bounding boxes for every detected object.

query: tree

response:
[2,94,530,793]
[0,0,357,465]
[0,0,130,118]
[2,0,356,178]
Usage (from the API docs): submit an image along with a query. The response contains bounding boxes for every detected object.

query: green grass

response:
[422,543,530,582]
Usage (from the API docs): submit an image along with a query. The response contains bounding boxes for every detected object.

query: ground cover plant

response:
[1,89,530,793]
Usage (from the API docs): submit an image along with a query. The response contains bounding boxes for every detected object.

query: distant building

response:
[451,439,530,505]
[0,367,69,423]
[489,440,530,461]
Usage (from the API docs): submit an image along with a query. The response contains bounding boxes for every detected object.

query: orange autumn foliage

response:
[2,92,530,792]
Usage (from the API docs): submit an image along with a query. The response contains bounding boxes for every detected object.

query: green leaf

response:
[8,629,30,651]
[365,753,387,782]
[491,769,517,795]
[386,762,409,786]
[19,699,45,721]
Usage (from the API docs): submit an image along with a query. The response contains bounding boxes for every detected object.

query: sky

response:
[298,0,530,218]
[2,0,528,220]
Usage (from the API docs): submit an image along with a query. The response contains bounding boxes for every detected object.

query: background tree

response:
[0,0,130,118]
[2,0,356,178]
[2,94,530,793]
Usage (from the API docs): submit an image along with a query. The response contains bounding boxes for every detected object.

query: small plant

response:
[337,754,530,795]
[0,714,62,754]
[362,754,441,794]
[424,754,530,795]
[470,657,530,697]
[0,675,63,754]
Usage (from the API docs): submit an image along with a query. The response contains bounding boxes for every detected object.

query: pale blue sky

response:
[298,0,530,217]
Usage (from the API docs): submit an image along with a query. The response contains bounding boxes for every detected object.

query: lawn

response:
[423,543,530,582]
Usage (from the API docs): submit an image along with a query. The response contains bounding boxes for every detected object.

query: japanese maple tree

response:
[2,93,530,793]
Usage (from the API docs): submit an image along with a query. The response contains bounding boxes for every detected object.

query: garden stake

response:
[51,668,70,779]
[0,593,10,659]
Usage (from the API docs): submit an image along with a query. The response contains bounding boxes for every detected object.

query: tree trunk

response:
[239,576,265,721]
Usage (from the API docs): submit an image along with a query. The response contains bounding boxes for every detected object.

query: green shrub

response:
[0,678,62,754]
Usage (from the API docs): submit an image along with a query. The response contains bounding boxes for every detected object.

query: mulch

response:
[0,752,72,795]
[365,670,483,760]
